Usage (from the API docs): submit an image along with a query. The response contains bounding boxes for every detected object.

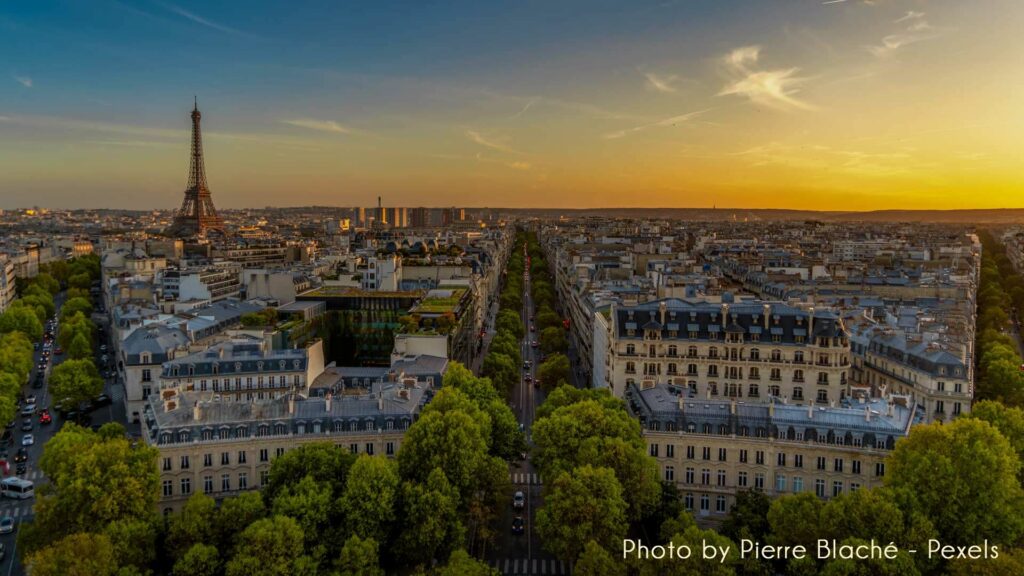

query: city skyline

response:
[2,0,1023,210]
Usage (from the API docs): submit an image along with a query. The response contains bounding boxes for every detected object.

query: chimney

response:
[887,400,894,417]
[378,393,384,411]
[865,406,871,422]
[763,304,770,329]
[807,402,813,419]
[678,396,685,412]
[325,392,332,412]
[659,301,667,325]
[808,307,815,339]
[288,394,295,415]
[768,402,775,418]
[730,399,736,415]
[193,401,202,422]
[721,303,729,328]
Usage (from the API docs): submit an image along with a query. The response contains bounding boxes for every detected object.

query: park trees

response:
[49,358,104,411]
[536,465,628,562]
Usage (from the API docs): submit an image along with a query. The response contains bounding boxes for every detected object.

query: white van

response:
[0,477,34,499]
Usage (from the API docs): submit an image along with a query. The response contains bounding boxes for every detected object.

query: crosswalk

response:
[510,472,542,486]
[491,558,569,575]
[0,502,34,518]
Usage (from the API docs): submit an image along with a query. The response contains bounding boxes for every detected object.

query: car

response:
[92,394,112,409]
[530,324,536,332]
[20,420,32,432]
[25,395,35,405]
[511,516,525,535]
[523,375,532,383]
[14,449,27,463]
[100,344,107,352]
[21,404,36,417]
[39,413,51,425]
[15,462,26,475]
[32,342,40,351]
[21,435,33,447]
[54,347,63,355]
[513,490,525,509]
[534,378,541,389]
[530,340,538,348]
[0,517,13,535]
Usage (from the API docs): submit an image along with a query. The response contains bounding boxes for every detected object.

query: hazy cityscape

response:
[3,1,1024,575]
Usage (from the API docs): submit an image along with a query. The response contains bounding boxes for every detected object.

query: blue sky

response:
[2,0,1022,210]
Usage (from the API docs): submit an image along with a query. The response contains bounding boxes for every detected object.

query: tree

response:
[32,272,61,295]
[947,546,1024,576]
[49,359,104,412]
[818,538,919,576]
[575,540,626,576]
[272,475,335,558]
[215,491,266,548]
[340,455,400,543]
[26,424,158,552]
[166,493,218,559]
[61,296,93,322]
[335,535,384,576]
[68,331,93,360]
[575,435,660,521]
[536,465,628,561]
[481,352,518,398]
[887,418,1024,546]
[0,305,43,341]
[25,532,118,576]
[632,526,738,576]
[967,400,1024,484]
[225,515,316,576]
[720,489,771,544]
[174,544,221,576]
[68,272,91,290]
[538,353,570,391]
[539,326,568,355]
[264,443,355,505]
[104,518,157,573]
[394,468,464,568]
[434,549,499,576]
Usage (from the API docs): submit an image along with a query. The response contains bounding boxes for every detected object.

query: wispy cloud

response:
[13,75,32,88]
[643,71,677,93]
[465,130,523,154]
[280,118,352,134]
[156,1,248,36]
[506,161,531,170]
[603,109,712,140]
[821,0,847,4]
[718,46,815,111]
[868,12,941,58]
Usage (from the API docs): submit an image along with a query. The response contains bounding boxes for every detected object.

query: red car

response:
[54,347,63,355]
[39,412,51,425]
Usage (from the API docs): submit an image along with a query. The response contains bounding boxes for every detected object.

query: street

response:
[486,245,567,575]
[0,293,124,576]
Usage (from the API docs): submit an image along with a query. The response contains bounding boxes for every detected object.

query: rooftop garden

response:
[412,287,468,314]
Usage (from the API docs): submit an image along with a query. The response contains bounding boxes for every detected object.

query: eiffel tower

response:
[166,99,225,237]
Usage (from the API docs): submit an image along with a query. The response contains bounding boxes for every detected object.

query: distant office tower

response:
[409,207,429,228]
[166,100,225,237]
[352,207,366,227]
[385,207,407,228]
[441,207,465,226]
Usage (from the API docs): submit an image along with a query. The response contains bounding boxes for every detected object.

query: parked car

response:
[20,420,32,432]
[513,490,525,509]
[21,435,33,447]
[25,395,36,405]
[0,517,13,535]
[92,394,112,409]
[511,516,525,535]
[20,405,35,417]
[54,347,63,355]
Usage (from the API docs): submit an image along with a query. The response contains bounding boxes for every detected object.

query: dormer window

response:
[235,362,242,372]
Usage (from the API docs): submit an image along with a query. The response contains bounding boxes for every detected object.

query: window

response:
[749,367,760,380]
[684,493,694,511]
[685,467,695,484]
[852,460,861,474]
[349,444,358,454]
[738,471,748,487]
[221,452,230,466]
[162,480,172,497]
[259,449,269,462]
[718,448,727,462]
[816,456,826,470]
[626,344,635,355]
[221,474,231,492]
[239,473,248,491]
[817,372,829,385]
[755,451,765,465]
[180,455,190,469]
[181,478,191,496]
[834,458,844,473]
[775,474,786,492]
[851,482,861,492]
[716,495,727,513]
[793,477,803,492]
[701,469,710,485]
[650,444,660,457]
[203,476,213,493]
[203,453,212,467]
[777,453,786,466]
[754,473,765,490]
[793,386,804,401]
[625,362,636,374]
[794,370,804,383]
[665,466,675,482]
[386,442,395,456]
[276,447,285,457]
[162,457,171,472]
[142,369,152,382]
[366,443,374,455]
[702,447,711,460]
[686,446,695,459]
[260,470,270,487]
[875,463,885,477]
[794,454,803,468]
[815,479,826,497]
[739,450,748,463]
[832,481,843,497]
[700,494,710,512]
[717,470,726,487]
[708,365,719,377]
[770,368,781,381]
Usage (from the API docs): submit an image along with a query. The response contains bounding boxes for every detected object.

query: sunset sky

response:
[1,0,1022,210]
